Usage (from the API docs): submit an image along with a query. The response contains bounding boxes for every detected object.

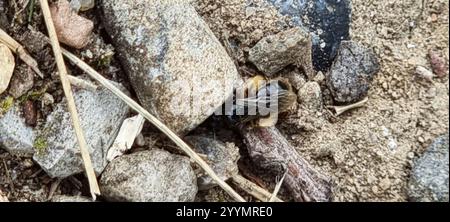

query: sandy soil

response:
[194,0,449,202]
[300,0,449,202]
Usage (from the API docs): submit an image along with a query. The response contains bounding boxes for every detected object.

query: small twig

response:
[2,159,15,194]
[28,0,36,24]
[39,0,100,200]
[241,126,332,202]
[327,97,369,117]
[17,0,31,15]
[12,0,31,24]
[55,40,246,202]
[0,28,43,78]
[232,174,283,202]
[269,170,287,202]
[47,178,62,201]
[30,169,43,178]
[67,75,98,91]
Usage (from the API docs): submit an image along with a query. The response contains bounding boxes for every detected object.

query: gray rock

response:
[100,0,240,136]
[408,134,449,202]
[185,136,240,190]
[8,64,34,99]
[249,27,313,78]
[51,195,92,202]
[298,82,323,112]
[33,84,130,178]
[266,0,352,71]
[326,41,380,104]
[283,68,307,91]
[0,104,36,156]
[100,149,197,202]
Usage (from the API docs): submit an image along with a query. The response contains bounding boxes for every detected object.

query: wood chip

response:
[0,28,43,78]
[107,114,145,161]
[67,75,98,91]
[0,43,15,94]
[0,190,8,202]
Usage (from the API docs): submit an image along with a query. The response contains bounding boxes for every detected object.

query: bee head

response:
[270,78,297,113]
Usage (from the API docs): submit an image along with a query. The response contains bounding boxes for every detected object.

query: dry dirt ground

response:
[1,0,449,202]
[300,0,449,202]
[195,0,449,202]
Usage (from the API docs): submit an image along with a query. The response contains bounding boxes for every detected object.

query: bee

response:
[224,75,297,127]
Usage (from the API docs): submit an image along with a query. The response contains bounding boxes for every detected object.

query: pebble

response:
[42,93,55,106]
[0,190,8,202]
[388,138,398,151]
[134,134,145,147]
[8,65,34,99]
[70,0,95,12]
[0,104,36,156]
[313,71,325,84]
[100,149,197,202]
[266,0,351,71]
[379,177,391,191]
[415,66,434,82]
[429,50,448,78]
[283,69,307,91]
[185,136,240,190]
[248,27,314,78]
[22,100,37,127]
[371,186,379,194]
[50,0,94,49]
[407,152,415,159]
[297,82,323,111]
[22,158,34,168]
[33,82,130,178]
[408,133,449,202]
[326,41,380,104]
[430,13,438,22]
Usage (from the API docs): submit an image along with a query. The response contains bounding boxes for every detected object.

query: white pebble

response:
[415,66,434,82]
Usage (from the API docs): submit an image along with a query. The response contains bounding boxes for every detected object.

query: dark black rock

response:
[326,41,380,104]
[266,0,352,71]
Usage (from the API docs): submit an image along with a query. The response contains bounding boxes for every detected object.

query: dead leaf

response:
[0,43,15,94]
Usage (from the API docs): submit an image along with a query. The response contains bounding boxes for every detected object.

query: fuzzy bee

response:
[223,75,297,127]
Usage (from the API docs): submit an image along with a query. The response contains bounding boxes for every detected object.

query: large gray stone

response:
[0,104,36,157]
[100,0,240,135]
[266,0,352,71]
[100,149,198,202]
[33,84,130,178]
[408,134,449,202]
[185,136,240,190]
[326,41,380,104]
[248,27,314,79]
